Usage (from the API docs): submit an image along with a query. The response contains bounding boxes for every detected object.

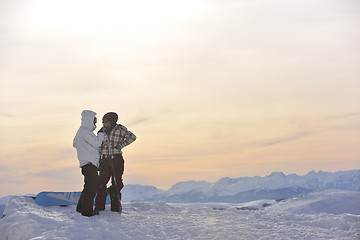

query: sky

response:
[0,0,359,197]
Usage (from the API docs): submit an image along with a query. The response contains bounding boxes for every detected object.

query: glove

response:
[97,127,107,134]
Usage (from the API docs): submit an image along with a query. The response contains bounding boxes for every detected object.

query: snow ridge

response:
[122,170,360,203]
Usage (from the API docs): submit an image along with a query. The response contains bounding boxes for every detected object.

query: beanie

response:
[103,112,118,124]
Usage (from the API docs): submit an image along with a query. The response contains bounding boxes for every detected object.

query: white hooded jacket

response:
[73,110,104,168]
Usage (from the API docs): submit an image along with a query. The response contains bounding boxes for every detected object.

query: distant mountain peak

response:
[306,170,317,176]
[268,172,286,178]
[122,169,360,203]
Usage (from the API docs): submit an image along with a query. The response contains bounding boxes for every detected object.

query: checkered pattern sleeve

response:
[111,124,136,153]
[119,128,136,149]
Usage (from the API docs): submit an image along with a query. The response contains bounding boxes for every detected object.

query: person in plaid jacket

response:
[95,112,136,213]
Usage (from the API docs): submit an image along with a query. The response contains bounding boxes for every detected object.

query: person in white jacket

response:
[73,110,104,217]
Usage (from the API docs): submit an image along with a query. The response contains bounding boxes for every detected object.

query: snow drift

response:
[1,190,360,240]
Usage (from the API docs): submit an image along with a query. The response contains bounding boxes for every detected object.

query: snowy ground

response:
[1,190,360,240]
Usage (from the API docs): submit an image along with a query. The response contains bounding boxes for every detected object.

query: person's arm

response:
[83,131,104,148]
[121,130,136,148]
[116,129,136,150]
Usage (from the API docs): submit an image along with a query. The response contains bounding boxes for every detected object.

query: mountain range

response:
[122,170,360,203]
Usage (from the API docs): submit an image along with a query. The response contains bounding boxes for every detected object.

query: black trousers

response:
[95,155,124,211]
[77,163,99,216]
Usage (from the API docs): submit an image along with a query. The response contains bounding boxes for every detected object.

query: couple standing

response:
[73,110,136,217]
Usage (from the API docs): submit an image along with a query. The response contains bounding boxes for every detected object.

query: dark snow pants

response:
[77,163,98,216]
[95,155,124,211]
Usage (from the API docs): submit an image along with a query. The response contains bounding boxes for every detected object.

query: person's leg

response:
[76,192,83,213]
[80,164,99,216]
[110,156,124,212]
[95,159,112,211]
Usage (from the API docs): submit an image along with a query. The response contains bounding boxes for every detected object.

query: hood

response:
[81,110,97,130]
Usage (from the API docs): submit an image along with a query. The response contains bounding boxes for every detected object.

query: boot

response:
[111,202,122,213]
[82,209,99,217]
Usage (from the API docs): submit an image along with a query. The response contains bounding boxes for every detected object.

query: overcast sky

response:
[0,0,359,196]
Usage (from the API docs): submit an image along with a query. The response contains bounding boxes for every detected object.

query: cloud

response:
[30,167,80,184]
[0,175,26,185]
[1,113,15,118]
[0,164,27,185]
[327,112,360,120]
[251,131,313,148]
[127,114,152,126]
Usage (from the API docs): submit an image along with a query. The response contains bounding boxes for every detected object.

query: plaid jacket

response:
[99,124,136,156]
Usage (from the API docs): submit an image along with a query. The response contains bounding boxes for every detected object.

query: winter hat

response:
[103,112,118,124]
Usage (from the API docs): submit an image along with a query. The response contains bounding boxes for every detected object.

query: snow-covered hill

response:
[1,190,359,240]
[0,196,15,219]
[122,170,360,203]
[1,170,359,217]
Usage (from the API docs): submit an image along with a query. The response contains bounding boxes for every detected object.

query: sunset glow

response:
[0,0,359,196]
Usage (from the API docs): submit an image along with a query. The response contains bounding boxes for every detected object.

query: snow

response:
[1,190,360,240]
[166,181,211,196]
[207,170,360,196]
[120,170,360,202]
